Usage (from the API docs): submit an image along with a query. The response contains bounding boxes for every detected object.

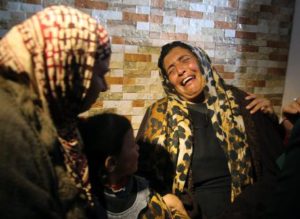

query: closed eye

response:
[167,67,175,76]
[180,56,191,63]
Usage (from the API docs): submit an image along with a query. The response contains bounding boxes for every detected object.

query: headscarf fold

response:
[0,5,111,205]
[142,41,253,201]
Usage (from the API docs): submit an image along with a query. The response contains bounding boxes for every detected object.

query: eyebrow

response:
[166,55,191,73]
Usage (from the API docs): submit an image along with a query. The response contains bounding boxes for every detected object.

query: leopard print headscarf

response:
[142,41,253,202]
[0,5,111,205]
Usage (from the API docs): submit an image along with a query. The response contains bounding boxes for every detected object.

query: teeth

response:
[182,76,194,85]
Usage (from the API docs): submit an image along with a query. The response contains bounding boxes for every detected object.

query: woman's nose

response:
[176,64,186,76]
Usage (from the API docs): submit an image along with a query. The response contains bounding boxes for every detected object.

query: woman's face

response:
[163,46,206,102]
[114,128,139,177]
[81,56,110,112]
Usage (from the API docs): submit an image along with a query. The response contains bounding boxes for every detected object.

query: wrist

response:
[279,116,288,124]
[281,117,288,124]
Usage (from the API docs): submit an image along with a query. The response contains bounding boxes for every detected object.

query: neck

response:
[105,176,129,192]
[186,92,206,104]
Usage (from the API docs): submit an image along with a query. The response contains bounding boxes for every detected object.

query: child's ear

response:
[105,156,118,173]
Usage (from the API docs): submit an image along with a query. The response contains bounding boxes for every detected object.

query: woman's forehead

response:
[163,47,195,67]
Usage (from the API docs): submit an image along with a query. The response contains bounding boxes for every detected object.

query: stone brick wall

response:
[0,0,295,133]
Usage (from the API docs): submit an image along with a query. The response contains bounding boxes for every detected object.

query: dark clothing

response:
[138,86,284,219]
[188,103,231,218]
[217,86,284,219]
[188,103,231,185]
[0,70,86,219]
[93,175,178,219]
[103,176,138,213]
[266,117,300,219]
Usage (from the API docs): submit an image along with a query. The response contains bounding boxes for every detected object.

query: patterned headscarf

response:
[143,41,253,201]
[0,5,111,205]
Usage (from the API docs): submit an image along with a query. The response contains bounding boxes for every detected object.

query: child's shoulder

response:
[133,175,149,189]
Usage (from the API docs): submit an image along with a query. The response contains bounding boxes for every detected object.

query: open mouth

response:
[181,75,195,86]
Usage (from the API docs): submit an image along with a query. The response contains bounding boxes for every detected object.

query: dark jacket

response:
[0,68,86,219]
[265,117,300,219]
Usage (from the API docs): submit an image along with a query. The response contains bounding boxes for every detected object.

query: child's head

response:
[79,113,139,187]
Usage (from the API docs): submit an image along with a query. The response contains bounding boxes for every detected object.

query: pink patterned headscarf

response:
[0,5,111,205]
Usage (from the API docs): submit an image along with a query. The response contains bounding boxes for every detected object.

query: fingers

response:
[281,98,300,129]
[282,98,300,115]
[294,97,300,111]
[245,93,256,100]
[286,99,300,113]
[246,98,260,113]
[245,96,274,114]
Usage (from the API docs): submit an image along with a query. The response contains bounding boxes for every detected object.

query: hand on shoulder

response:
[281,96,300,133]
[245,92,274,114]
